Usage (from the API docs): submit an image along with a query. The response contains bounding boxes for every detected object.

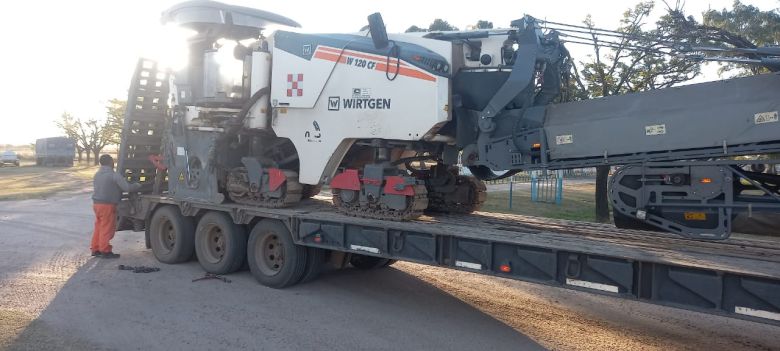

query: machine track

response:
[332,185,429,221]
[227,170,303,208]
[426,176,487,214]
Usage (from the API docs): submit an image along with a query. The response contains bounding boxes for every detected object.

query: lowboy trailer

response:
[124,193,780,327]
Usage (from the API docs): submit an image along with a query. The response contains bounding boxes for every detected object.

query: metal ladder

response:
[117,59,170,194]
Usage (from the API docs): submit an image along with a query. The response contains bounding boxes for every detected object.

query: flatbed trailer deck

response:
[129,194,780,327]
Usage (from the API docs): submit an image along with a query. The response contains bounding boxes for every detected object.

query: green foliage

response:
[404,25,427,33]
[575,2,700,98]
[662,0,780,76]
[703,0,780,76]
[475,20,493,29]
[428,19,458,32]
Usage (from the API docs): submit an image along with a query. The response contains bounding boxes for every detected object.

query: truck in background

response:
[35,137,75,167]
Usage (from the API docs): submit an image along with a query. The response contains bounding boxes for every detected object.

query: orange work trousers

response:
[91,203,117,253]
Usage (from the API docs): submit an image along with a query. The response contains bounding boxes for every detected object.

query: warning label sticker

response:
[556,134,574,145]
[754,111,779,124]
[645,124,667,136]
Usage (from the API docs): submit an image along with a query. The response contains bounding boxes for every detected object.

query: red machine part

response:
[330,169,361,191]
[383,176,415,196]
[331,170,416,196]
[267,168,287,191]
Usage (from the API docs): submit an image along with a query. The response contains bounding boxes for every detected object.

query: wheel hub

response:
[255,233,284,276]
[204,226,226,264]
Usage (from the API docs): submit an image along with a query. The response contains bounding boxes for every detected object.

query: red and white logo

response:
[286,73,303,97]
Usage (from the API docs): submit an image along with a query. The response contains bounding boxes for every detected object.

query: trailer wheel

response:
[299,247,327,284]
[349,254,390,270]
[195,211,247,274]
[149,206,195,263]
[247,219,307,288]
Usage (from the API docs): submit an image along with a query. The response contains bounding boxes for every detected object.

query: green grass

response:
[482,183,599,222]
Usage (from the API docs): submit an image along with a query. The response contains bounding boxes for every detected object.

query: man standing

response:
[91,154,141,258]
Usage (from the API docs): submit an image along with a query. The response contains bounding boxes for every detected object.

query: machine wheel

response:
[613,211,660,232]
[247,219,308,288]
[195,211,247,274]
[149,206,195,263]
[349,254,390,270]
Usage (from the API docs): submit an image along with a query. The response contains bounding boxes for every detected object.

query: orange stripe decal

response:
[318,46,408,66]
[313,48,436,82]
[375,63,436,82]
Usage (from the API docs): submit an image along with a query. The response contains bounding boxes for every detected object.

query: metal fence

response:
[483,167,596,186]
[531,170,563,204]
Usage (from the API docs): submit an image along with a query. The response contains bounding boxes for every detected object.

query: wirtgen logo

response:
[327,96,391,111]
[328,97,340,111]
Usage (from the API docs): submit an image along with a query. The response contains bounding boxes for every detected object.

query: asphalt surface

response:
[0,194,543,350]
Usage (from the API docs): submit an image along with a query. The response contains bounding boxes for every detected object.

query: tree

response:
[475,20,493,29]
[81,118,114,165]
[572,2,701,222]
[105,99,126,145]
[56,99,125,165]
[57,112,87,163]
[405,25,427,33]
[662,0,780,76]
[428,19,458,31]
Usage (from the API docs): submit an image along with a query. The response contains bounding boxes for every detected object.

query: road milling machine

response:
[119,0,780,240]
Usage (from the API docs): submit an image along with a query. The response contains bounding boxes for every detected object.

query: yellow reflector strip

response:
[684,212,707,221]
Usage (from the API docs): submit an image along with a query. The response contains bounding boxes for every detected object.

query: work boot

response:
[101,252,120,259]
[91,251,102,257]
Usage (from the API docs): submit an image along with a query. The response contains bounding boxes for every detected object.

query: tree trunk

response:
[93,149,101,165]
[86,151,91,164]
[595,165,611,223]
[76,149,83,163]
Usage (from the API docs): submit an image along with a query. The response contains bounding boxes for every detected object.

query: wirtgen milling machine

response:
[119,1,780,240]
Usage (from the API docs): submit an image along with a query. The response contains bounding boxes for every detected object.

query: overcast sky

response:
[0,0,776,145]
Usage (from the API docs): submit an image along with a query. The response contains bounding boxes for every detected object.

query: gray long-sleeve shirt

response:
[92,166,141,205]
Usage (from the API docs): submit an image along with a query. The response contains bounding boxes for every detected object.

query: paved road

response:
[0,194,542,350]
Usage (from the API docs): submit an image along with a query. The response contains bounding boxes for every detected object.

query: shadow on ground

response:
[4,233,544,351]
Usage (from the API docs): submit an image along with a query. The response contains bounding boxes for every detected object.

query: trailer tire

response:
[149,206,195,264]
[299,247,327,284]
[195,211,247,274]
[247,219,307,288]
[349,254,390,270]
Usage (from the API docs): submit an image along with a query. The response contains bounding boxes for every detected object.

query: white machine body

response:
[251,33,454,184]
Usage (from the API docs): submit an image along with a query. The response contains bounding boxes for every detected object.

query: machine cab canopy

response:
[161,0,301,39]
